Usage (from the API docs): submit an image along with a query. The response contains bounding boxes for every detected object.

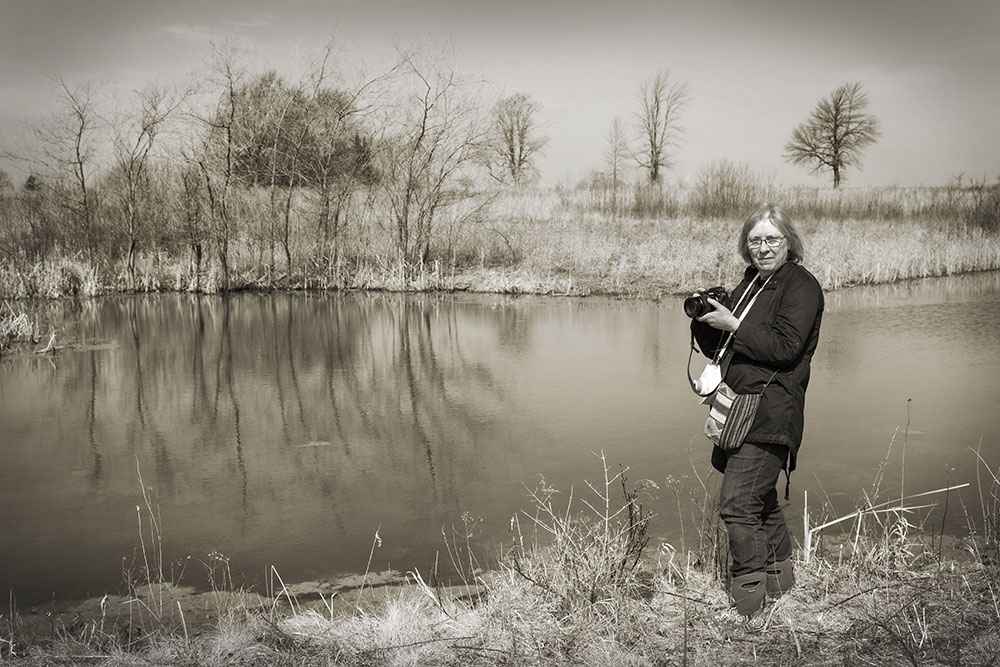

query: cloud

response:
[162,13,276,42]
[162,23,216,43]
[232,13,280,29]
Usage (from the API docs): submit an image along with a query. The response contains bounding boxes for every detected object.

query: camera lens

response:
[683,296,704,319]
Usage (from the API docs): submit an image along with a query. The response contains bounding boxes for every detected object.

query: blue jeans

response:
[716,442,791,578]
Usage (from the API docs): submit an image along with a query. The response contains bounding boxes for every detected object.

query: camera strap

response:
[686,272,773,395]
[710,272,773,365]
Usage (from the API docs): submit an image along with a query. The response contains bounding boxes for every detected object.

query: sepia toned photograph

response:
[1,0,999,664]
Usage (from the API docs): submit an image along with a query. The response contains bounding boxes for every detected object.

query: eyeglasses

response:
[747,236,786,250]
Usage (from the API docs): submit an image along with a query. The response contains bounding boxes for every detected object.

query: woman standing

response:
[691,203,824,628]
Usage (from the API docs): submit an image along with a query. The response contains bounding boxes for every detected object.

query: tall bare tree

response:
[177,160,208,291]
[0,170,12,264]
[487,93,547,185]
[272,43,361,279]
[376,48,490,270]
[110,83,183,290]
[196,39,250,291]
[604,115,629,215]
[635,70,689,183]
[34,77,102,263]
[784,82,881,188]
[305,86,380,278]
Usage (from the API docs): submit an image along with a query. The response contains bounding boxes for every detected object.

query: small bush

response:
[630,181,680,219]
[688,159,775,220]
[965,176,1000,233]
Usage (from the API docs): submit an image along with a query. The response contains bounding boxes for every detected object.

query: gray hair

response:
[738,203,804,264]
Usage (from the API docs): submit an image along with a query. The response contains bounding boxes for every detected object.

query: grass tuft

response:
[0,302,38,353]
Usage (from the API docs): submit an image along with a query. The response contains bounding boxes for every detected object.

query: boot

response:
[716,571,767,632]
[765,558,795,599]
[730,571,766,617]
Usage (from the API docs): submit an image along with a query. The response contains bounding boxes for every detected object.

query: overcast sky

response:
[1,0,998,188]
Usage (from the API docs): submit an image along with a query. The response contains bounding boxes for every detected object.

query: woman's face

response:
[747,219,788,277]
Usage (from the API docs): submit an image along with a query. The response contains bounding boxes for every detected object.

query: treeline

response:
[0,41,514,296]
[1,39,998,300]
[577,161,1000,229]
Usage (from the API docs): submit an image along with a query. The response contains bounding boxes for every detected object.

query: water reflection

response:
[823,270,1000,311]
[1,274,999,607]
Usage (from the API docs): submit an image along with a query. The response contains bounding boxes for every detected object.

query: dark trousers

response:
[716,442,791,578]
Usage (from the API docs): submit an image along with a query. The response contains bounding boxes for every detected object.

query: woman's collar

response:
[745,261,792,285]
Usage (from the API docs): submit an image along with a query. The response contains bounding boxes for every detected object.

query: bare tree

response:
[110,83,184,290]
[218,67,303,279]
[784,82,881,188]
[634,70,689,183]
[0,169,13,263]
[604,115,630,215]
[305,85,380,279]
[487,93,547,185]
[273,43,357,280]
[195,39,250,291]
[177,160,208,291]
[34,77,103,263]
[376,47,491,271]
[21,174,52,261]
[236,69,290,277]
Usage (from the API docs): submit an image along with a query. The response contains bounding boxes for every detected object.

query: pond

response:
[2,272,1000,607]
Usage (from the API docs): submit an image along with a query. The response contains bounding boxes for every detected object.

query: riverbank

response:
[5,546,997,666]
[4,223,1000,303]
[4,458,999,667]
[2,184,1000,302]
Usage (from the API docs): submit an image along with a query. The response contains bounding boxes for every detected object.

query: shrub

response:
[687,160,775,220]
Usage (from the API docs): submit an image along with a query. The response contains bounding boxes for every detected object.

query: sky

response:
[1,0,998,188]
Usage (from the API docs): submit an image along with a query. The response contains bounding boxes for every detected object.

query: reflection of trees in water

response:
[823,271,1000,312]
[17,292,516,575]
[230,295,506,503]
[284,300,308,435]
[399,301,445,503]
[125,298,174,494]
[488,300,534,356]
[303,293,513,517]
[128,301,146,429]
[221,298,249,515]
[88,350,102,481]
[192,297,209,416]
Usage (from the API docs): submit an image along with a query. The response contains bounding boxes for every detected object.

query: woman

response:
[691,203,824,627]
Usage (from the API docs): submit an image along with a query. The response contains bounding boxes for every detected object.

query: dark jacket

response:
[692,261,824,472]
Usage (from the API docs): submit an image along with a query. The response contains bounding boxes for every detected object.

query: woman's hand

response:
[697,298,741,333]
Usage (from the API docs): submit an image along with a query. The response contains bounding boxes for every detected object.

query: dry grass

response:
[0,302,38,353]
[4,449,999,667]
[0,258,98,300]
[2,179,999,301]
[8,550,998,666]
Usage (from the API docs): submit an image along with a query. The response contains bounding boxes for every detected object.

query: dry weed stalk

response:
[502,452,651,623]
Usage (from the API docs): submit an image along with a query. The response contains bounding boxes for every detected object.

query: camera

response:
[684,286,729,319]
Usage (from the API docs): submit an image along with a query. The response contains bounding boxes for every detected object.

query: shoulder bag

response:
[696,274,777,450]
